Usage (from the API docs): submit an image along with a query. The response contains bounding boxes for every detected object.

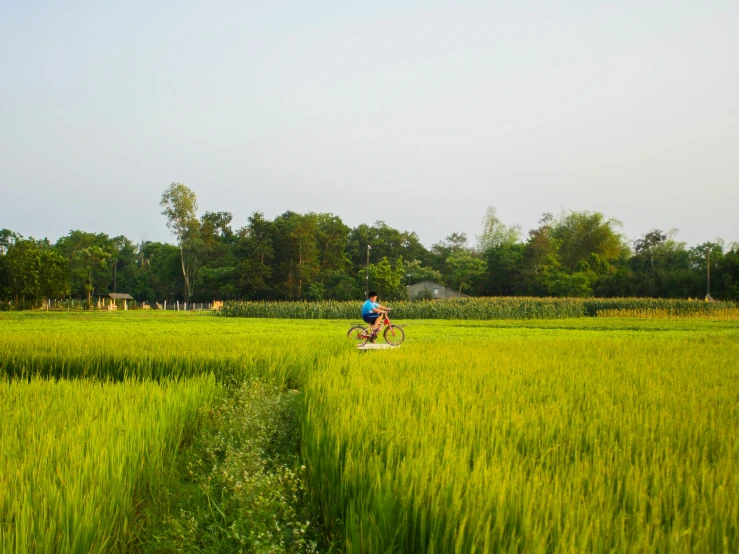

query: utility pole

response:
[707,250,711,300]
[365,244,371,298]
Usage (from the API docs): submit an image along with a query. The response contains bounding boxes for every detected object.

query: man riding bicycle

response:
[362,291,390,336]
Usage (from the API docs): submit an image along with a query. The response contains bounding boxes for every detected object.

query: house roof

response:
[95,293,134,300]
[408,281,469,297]
[409,281,445,288]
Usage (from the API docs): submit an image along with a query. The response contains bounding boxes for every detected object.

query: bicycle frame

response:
[363,312,398,338]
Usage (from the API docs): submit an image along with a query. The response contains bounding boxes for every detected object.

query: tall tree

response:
[403,259,443,285]
[6,239,41,304]
[237,212,276,299]
[446,251,486,293]
[365,256,406,300]
[55,230,111,299]
[160,183,200,299]
[75,246,110,306]
[551,211,627,270]
[477,207,521,252]
[39,250,70,299]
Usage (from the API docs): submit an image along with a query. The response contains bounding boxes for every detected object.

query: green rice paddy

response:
[0,312,737,552]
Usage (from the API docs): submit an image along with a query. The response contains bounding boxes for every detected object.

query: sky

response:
[1,0,737,249]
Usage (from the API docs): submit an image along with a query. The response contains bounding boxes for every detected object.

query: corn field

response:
[597,307,739,320]
[220,297,738,320]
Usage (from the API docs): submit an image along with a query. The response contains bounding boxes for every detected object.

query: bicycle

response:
[347,310,405,347]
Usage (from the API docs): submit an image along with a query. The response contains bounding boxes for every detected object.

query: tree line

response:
[1,183,737,308]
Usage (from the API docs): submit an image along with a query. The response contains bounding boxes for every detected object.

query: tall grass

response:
[220,297,738,320]
[300,329,739,552]
[2,313,738,552]
[0,376,216,553]
[0,313,342,383]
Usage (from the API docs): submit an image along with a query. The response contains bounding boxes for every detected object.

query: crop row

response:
[0,375,216,553]
[300,329,739,552]
[220,297,738,320]
[0,314,342,383]
[597,307,739,319]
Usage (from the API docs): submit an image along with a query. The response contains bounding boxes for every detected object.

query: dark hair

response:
[368,291,378,298]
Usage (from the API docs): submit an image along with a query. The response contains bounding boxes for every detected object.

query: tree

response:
[6,239,41,304]
[483,244,524,296]
[138,241,182,302]
[431,233,471,284]
[271,212,320,299]
[237,213,276,299]
[519,216,562,295]
[347,221,430,274]
[366,256,406,300]
[55,230,113,299]
[477,207,521,252]
[634,230,668,269]
[403,259,443,285]
[0,229,20,255]
[551,211,626,270]
[548,271,594,297]
[39,250,70,299]
[690,241,724,299]
[160,183,200,299]
[201,211,234,239]
[316,213,350,271]
[75,246,110,306]
[446,251,486,293]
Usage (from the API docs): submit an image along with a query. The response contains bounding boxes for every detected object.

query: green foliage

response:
[548,271,594,297]
[143,380,318,553]
[446,251,486,293]
[404,259,443,285]
[477,206,521,251]
[0,374,216,553]
[39,249,70,299]
[75,245,111,305]
[6,238,41,303]
[366,256,406,300]
[2,200,739,305]
[220,297,739,320]
[551,211,627,270]
[160,183,200,298]
[413,289,434,301]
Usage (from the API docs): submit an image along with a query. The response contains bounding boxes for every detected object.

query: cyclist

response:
[362,291,390,336]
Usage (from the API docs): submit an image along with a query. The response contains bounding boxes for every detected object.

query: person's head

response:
[368,291,378,301]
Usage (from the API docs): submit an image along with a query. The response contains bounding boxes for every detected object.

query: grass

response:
[0,375,216,553]
[0,312,738,553]
[139,379,320,554]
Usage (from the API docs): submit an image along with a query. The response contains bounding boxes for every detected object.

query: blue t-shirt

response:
[362,299,379,316]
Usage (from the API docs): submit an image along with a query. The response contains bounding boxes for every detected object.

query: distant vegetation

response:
[219,297,739,320]
[2,184,738,309]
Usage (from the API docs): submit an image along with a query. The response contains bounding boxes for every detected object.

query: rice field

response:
[0,376,215,553]
[1,312,738,552]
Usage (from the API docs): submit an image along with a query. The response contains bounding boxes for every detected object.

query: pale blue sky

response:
[1,0,737,248]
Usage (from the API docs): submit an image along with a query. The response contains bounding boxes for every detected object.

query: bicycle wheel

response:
[383,325,405,346]
[347,324,369,346]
